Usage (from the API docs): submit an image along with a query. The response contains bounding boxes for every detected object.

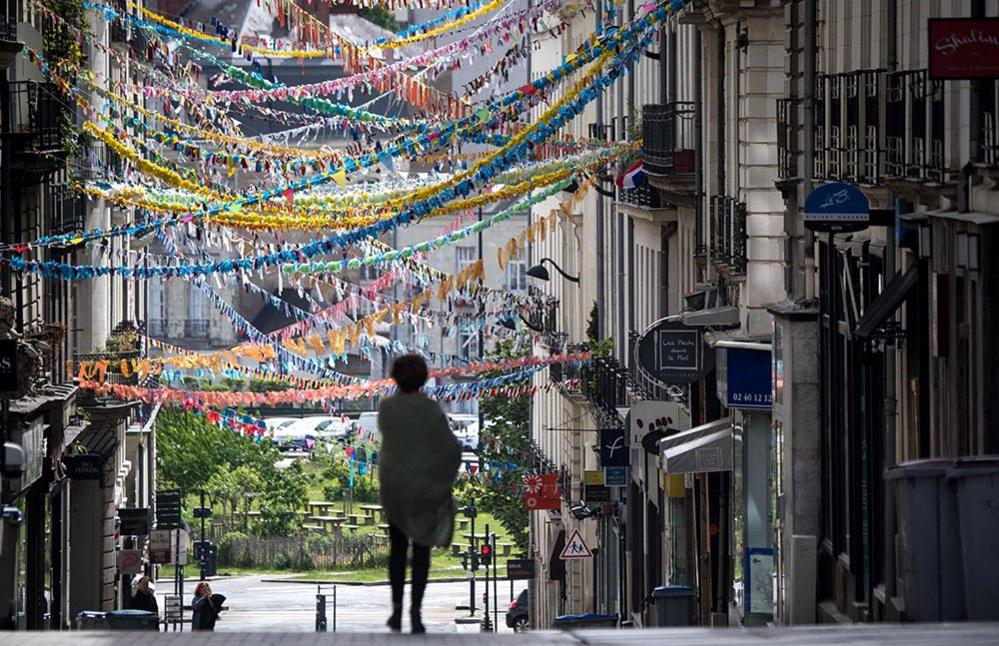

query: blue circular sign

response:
[804,182,870,233]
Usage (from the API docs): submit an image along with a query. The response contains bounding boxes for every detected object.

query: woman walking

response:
[378,354,462,633]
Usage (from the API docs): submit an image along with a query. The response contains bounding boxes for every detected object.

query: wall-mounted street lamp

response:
[499,314,543,333]
[527,258,580,283]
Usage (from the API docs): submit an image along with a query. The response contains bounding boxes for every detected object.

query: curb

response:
[260,576,470,586]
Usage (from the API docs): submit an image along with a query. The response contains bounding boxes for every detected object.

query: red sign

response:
[929,18,999,79]
[523,473,560,511]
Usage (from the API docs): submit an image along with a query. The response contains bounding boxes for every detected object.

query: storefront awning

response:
[682,305,740,328]
[855,265,918,338]
[660,419,733,474]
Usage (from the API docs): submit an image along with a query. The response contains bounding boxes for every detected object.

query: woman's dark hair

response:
[391,354,429,393]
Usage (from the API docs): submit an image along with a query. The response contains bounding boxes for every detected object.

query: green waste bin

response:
[651,585,695,626]
[552,613,618,629]
[106,609,159,631]
[950,457,999,621]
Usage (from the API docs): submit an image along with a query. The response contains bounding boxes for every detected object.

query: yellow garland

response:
[375,0,505,49]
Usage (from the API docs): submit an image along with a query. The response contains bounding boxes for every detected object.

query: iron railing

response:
[886,69,949,183]
[618,184,665,209]
[777,98,798,179]
[710,196,747,274]
[184,319,209,338]
[983,80,999,166]
[6,81,64,152]
[814,70,883,185]
[580,357,629,423]
[641,102,695,176]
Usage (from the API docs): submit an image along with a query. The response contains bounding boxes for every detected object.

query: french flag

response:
[616,160,646,190]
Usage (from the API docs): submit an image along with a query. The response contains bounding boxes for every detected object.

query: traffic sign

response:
[559,529,593,560]
[155,490,182,529]
[804,182,870,233]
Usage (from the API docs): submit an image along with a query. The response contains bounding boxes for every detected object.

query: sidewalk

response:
[7,624,999,645]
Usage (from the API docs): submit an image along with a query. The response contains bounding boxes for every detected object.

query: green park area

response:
[154,355,530,584]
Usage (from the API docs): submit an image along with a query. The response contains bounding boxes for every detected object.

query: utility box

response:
[651,585,695,626]
[885,459,964,621]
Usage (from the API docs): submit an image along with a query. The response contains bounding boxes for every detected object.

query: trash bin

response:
[75,611,107,630]
[885,459,964,621]
[106,609,160,631]
[950,456,999,621]
[651,585,695,626]
[552,613,618,629]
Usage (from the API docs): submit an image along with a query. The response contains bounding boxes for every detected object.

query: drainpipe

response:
[595,0,605,339]
[717,23,726,202]
[964,0,985,211]
[802,0,816,299]
[694,27,703,283]
[883,0,898,610]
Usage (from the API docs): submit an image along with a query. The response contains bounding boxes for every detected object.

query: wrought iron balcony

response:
[617,184,666,209]
[146,319,166,338]
[982,80,999,167]
[184,319,209,338]
[814,70,883,185]
[4,81,66,178]
[45,182,84,236]
[777,98,798,180]
[709,195,747,274]
[580,357,629,423]
[885,69,951,184]
[641,102,695,176]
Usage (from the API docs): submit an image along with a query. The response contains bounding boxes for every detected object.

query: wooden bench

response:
[311,515,345,533]
[308,501,338,517]
[302,524,324,533]
[343,524,360,533]
[349,513,373,526]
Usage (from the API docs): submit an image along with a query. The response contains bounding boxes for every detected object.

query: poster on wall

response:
[746,547,775,616]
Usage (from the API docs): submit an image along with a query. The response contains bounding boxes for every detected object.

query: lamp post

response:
[526,258,580,283]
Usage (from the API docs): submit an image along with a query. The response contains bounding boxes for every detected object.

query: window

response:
[456,246,477,274]
[457,324,479,362]
[505,259,528,292]
[147,281,166,336]
[188,285,207,320]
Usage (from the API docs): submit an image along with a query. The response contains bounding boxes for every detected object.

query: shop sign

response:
[506,559,535,580]
[584,469,610,502]
[64,453,102,480]
[599,428,628,467]
[523,473,560,511]
[155,490,182,529]
[631,401,684,454]
[634,317,713,386]
[0,339,18,396]
[149,528,188,565]
[804,182,870,233]
[118,507,150,536]
[929,18,999,79]
[119,549,142,575]
[604,466,627,487]
[717,347,773,410]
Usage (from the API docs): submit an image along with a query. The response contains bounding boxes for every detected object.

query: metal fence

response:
[217,534,386,571]
[641,102,695,175]
[710,195,747,274]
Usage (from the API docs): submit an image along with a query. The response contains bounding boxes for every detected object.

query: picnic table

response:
[308,501,338,517]
[348,513,373,526]
[310,515,345,533]
[358,504,384,522]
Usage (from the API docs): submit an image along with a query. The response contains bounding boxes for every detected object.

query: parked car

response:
[353,411,379,442]
[506,589,529,632]
[272,417,330,451]
[449,414,480,452]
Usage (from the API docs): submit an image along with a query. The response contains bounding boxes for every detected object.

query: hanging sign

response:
[506,559,535,580]
[804,182,870,233]
[0,339,17,396]
[583,469,609,502]
[559,529,593,560]
[64,453,102,480]
[118,508,151,536]
[929,18,999,80]
[523,473,560,511]
[633,317,713,386]
[716,346,773,410]
[599,428,628,467]
[604,466,627,487]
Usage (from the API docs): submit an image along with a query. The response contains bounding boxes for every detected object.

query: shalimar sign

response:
[929,18,999,80]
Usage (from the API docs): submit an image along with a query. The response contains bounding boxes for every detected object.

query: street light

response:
[527,258,580,283]
[499,314,543,332]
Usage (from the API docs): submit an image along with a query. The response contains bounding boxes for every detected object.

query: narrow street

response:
[156,576,518,633]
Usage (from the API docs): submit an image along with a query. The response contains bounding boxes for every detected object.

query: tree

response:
[475,339,531,553]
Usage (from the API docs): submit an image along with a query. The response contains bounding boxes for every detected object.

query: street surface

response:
[155,574,518,633]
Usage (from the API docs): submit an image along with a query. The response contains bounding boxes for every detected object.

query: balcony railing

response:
[618,184,665,209]
[146,319,166,337]
[710,196,747,274]
[814,70,883,185]
[6,81,64,154]
[777,98,798,180]
[886,69,950,183]
[45,182,84,236]
[581,357,629,422]
[184,319,209,338]
[641,102,695,176]
[983,80,999,167]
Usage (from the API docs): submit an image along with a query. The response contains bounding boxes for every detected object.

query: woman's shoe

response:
[387,604,402,632]
[410,609,426,634]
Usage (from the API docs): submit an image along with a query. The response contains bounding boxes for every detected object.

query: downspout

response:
[883,0,898,607]
[802,0,816,298]
[595,0,605,339]
[694,27,703,283]
[717,22,726,207]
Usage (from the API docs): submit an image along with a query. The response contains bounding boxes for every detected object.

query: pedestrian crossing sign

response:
[559,528,593,560]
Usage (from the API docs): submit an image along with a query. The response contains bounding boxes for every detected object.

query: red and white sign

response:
[929,18,999,79]
[559,529,593,560]
[523,473,561,511]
